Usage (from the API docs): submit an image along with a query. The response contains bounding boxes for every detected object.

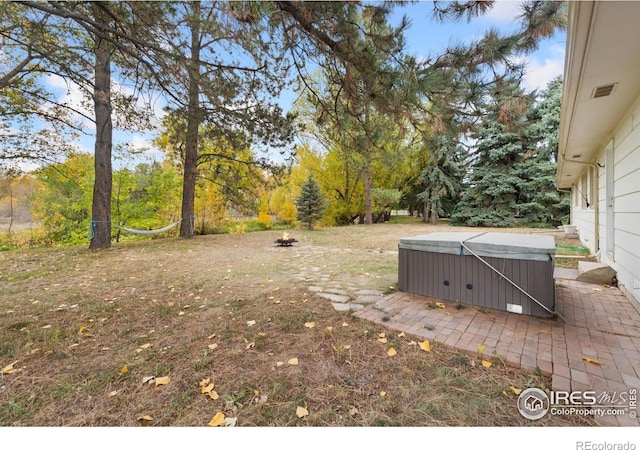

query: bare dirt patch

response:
[0,222,594,426]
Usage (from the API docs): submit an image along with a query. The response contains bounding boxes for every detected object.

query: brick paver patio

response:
[353,275,640,426]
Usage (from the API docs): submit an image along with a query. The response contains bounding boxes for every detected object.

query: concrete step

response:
[575,261,617,285]
[554,267,579,280]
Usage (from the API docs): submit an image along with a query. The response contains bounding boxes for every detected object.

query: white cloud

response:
[44,74,95,130]
[522,42,565,92]
[522,56,564,92]
[481,0,523,24]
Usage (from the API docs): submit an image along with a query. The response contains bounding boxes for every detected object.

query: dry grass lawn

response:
[0,220,595,427]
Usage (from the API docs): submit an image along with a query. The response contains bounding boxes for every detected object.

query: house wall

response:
[572,94,640,303]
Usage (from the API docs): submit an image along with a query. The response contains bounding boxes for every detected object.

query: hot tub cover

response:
[399,232,555,262]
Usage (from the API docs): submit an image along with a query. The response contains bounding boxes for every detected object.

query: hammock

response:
[114,220,182,235]
[89,217,194,240]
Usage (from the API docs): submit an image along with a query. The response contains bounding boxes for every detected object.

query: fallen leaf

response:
[108,391,118,397]
[79,326,87,333]
[246,320,256,327]
[142,376,155,384]
[208,412,225,427]
[2,361,19,375]
[155,376,170,386]
[202,383,215,394]
[407,340,417,346]
[582,356,601,365]
[139,343,151,349]
[137,415,153,422]
[342,322,349,327]
[419,340,431,352]
[378,332,386,338]
[304,322,316,328]
[207,333,216,339]
[387,347,397,356]
[380,391,386,397]
[477,344,485,353]
[276,361,284,367]
[398,332,406,338]
[42,325,51,329]
[288,358,299,365]
[508,386,522,395]
[120,365,128,375]
[435,302,445,309]
[481,360,492,368]
[273,300,281,304]
[377,337,388,343]
[178,311,185,316]
[167,302,174,307]
[208,391,219,400]
[208,343,218,350]
[246,342,255,349]
[296,406,309,418]
[199,378,210,386]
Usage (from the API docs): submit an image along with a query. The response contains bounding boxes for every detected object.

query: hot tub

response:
[398,232,556,318]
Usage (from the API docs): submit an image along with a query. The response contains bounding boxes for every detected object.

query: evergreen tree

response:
[295,174,324,229]
[517,77,569,225]
[417,133,466,223]
[452,78,534,227]
[452,77,568,227]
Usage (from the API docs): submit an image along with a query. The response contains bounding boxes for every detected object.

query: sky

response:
[398,0,566,92]
[29,0,567,168]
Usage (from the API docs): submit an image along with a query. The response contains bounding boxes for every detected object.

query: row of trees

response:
[0,76,566,246]
[268,76,567,228]
[1,1,569,248]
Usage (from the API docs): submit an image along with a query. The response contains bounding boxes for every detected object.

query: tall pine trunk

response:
[89,3,113,250]
[179,2,202,238]
[363,156,372,225]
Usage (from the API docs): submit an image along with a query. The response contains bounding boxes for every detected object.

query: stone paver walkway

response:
[349,275,640,426]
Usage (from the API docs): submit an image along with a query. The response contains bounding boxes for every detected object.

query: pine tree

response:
[517,77,569,225]
[295,174,325,229]
[417,133,466,224]
[452,78,534,227]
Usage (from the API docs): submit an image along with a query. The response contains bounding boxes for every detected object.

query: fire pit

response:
[274,233,298,247]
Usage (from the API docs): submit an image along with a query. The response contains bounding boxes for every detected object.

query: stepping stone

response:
[323,288,350,296]
[355,290,383,296]
[332,303,363,311]
[356,295,382,304]
[308,286,324,292]
[317,292,351,303]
